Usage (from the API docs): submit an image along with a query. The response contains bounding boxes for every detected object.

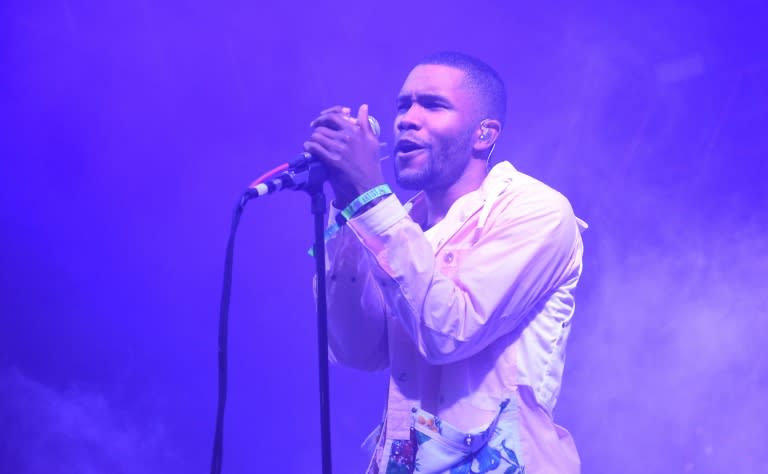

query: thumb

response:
[357,103,374,135]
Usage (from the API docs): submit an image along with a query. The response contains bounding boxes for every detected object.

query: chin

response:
[395,159,434,190]
[395,169,431,190]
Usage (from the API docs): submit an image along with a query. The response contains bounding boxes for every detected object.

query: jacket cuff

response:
[346,194,408,237]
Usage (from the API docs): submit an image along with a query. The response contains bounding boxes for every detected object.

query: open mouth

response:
[395,139,427,158]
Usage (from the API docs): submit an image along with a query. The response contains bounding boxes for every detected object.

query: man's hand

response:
[304,104,385,208]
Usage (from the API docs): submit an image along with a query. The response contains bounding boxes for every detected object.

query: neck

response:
[423,159,488,228]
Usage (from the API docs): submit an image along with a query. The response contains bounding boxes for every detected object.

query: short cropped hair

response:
[416,51,507,126]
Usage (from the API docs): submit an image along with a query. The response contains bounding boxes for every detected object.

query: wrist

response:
[332,194,355,210]
[332,181,387,211]
[334,184,392,226]
[310,184,393,258]
[348,195,387,217]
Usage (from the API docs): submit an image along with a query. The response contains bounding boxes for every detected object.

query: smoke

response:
[561,190,768,472]
[0,367,178,474]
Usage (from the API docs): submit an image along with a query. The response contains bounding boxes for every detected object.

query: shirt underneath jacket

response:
[324,161,586,473]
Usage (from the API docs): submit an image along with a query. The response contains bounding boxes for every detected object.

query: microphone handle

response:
[248,157,326,198]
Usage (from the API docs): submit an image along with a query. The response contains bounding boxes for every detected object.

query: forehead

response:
[399,64,469,99]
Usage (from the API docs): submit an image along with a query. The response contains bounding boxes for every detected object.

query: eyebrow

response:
[396,93,452,106]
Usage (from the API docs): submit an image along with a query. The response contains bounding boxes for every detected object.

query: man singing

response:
[305,52,586,474]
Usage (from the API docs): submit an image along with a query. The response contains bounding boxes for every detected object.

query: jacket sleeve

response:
[344,188,583,365]
[321,205,394,371]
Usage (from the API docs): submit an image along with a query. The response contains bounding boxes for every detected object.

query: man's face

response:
[393,64,480,191]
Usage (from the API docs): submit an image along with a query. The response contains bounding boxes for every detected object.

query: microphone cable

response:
[209,165,287,474]
[210,190,245,474]
[210,114,380,473]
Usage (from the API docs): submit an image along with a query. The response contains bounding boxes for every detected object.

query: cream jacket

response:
[324,161,586,472]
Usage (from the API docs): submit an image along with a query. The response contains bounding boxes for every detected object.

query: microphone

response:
[247,115,381,198]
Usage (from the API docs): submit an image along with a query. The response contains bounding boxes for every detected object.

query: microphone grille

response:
[367,115,381,137]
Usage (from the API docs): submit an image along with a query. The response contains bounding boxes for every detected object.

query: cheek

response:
[439,127,474,155]
[431,117,464,135]
[429,117,474,144]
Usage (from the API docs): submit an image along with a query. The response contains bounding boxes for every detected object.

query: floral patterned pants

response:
[381,400,526,474]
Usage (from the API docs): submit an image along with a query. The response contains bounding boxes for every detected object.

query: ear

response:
[473,119,502,154]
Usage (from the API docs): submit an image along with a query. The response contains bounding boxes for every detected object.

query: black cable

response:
[210,192,250,474]
[210,163,331,473]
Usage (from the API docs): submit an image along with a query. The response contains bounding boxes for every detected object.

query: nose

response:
[396,104,422,132]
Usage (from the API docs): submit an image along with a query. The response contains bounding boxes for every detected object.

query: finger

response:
[312,126,349,145]
[303,139,335,162]
[320,105,351,116]
[357,103,371,135]
[310,112,356,131]
[308,129,348,160]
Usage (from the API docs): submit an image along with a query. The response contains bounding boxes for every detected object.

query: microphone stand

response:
[212,159,335,474]
[299,161,334,474]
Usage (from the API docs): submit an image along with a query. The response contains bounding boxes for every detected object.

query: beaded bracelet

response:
[308,184,393,256]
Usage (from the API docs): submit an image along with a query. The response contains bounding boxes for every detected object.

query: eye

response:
[422,98,448,110]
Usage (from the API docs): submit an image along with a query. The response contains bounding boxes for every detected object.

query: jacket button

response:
[443,252,454,264]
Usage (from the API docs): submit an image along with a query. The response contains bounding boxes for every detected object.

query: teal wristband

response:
[307,184,393,257]
[340,184,393,221]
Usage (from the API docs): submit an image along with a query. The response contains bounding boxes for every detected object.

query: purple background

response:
[1,1,767,473]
